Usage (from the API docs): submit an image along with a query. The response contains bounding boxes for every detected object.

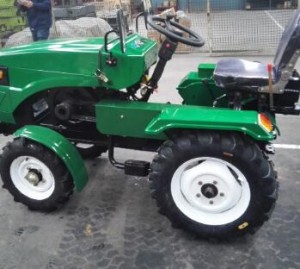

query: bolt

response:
[198,181,203,185]
[25,171,40,186]
[25,157,29,161]
[220,193,224,197]
[209,201,214,205]
[196,193,201,198]
[213,181,217,185]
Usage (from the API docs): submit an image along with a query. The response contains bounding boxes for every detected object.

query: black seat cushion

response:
[213,10,300,92]
[213,58,276,91]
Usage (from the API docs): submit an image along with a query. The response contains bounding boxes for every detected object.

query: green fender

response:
[14,125,88,191]
[96,100,275,142]
[145,106,275,141]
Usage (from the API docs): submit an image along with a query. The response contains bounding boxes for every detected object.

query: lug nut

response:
[220,193,224,197]
[209,201,214,205]
[196,193,201,198]
[198,181,203,185]
[213,181,217,185]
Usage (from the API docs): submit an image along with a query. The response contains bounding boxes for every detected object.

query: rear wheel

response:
[150,132,278,240]
[0,138,74,211]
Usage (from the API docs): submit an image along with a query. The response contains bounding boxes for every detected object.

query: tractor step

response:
[124,160,150,177]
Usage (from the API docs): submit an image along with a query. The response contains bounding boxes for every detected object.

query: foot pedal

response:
[124,160,150,176]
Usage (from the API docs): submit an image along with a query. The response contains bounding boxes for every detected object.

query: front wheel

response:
[150,132,278,240]
[0,138,74,211]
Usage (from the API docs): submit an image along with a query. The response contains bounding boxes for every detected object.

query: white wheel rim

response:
[10,156,55,200]
[171,157,251,225]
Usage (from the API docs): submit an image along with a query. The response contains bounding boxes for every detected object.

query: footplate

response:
[124,160,150,177]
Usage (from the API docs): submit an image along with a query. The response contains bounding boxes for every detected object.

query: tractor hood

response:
[0,34,158,90]
[0,38,104,76]
[0,38,105,55]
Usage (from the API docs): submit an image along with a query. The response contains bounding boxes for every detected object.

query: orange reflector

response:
[259,113,273,132]
[0,70,3,80]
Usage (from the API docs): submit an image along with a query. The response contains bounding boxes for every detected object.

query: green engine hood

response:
[0,34,158,90]
[0,34,158,123]
[0,38,104,76]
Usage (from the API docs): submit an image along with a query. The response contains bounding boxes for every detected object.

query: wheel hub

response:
[10,156,55,200]
[201,184,218,199]
[25,169,42,186]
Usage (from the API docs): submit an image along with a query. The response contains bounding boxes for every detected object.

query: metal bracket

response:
[108,137,125,170]
[258,50,300,94]
[95,69,109,83]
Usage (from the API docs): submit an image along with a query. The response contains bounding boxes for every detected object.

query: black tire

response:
[74,143,107,159]
[150,131,278,240]
[0,138,74,212]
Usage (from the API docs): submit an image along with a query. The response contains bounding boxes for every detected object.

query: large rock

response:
[4,17,112,47]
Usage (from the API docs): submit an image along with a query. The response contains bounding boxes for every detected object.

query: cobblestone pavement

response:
[0,144,299,269]
[0,55,299,269]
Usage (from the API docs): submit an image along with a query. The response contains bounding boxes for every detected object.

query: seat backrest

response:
[273,10,300,75]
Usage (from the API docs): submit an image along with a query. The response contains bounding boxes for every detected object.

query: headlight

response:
[0,66,9,86]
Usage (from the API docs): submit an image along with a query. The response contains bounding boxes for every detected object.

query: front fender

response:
[14,125,88,191]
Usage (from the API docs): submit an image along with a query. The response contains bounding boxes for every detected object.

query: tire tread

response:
[149,131,278,240]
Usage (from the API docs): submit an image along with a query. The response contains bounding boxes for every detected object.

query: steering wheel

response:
[147,15,205,47]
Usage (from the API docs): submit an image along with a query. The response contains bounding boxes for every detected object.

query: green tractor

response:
[0,3,299,240]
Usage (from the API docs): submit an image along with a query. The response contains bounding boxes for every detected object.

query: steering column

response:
[139,14,205,101]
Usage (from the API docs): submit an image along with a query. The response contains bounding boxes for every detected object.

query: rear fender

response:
[96,100,276,142]
[145,106,276,141]
[14,125,88,191]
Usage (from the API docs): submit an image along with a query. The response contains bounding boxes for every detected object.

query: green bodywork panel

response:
[14,125,88,191]
[99,35,158,89]
[177,63,228,107]
[96,100,166,140]
[96,100,275,141]
[0,34,157,123]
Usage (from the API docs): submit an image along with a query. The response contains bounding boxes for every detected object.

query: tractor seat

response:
[213,9,300,93]
[213,59,275,91]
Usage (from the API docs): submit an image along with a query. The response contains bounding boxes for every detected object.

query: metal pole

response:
[51,0,59,38]
[207,0,212,55]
